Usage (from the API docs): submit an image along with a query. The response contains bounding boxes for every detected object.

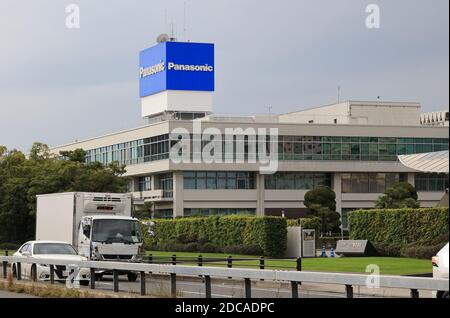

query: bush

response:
[0,243,19,251]
[222,244,264,256]
[400,243,446,259]
[141,216,287,257]
[372,233,449,259]
[348,207,449,244]
[372,242,403,257]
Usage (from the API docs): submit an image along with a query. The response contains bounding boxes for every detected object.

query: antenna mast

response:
[183,1,187,41]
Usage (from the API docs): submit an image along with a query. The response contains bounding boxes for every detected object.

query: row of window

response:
[137,172,447,194]
[84,134,449,166]
[341,173,406,193]
[415,173,449,192]
[136,173,173,198]
[265,172,332,190]
[154,209,174,219]
[184,172,256,190]
[184,208,256,217]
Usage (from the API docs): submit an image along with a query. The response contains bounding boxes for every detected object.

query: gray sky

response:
[0,0,448,151]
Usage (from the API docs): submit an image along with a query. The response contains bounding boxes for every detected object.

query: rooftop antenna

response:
[267,105,273,114]
[183,1,187,41]
[337,85,341,103]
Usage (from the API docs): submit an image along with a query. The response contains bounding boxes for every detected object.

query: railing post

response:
[227,256,232,279]
[296,257,302,271]
[410,289,419,298]
[148,254,153,275]
[49,265,55,284]
[244,278,251,298]
[171,273,177,298]
[17,262,21,280]
[31,264,37,282]
[205,275,211,298]
[259,256,265,270]
[345,284,353,298]
[140,271,146,296]
[259,256,265,281]
[172,254,177,266]
[90,268,96,289]
[113,270,119,292]
[291,281,299,298]
[2,251,7,279]
[198,255,203,267]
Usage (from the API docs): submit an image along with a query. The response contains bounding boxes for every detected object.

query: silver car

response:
[12,241,90,285]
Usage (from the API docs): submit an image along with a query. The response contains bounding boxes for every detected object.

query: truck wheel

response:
[80,280,90,286]
[127,273,138,282]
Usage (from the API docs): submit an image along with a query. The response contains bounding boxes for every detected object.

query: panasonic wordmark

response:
[140,61,213,78]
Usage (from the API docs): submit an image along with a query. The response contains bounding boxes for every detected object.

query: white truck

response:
[36,192,143,281]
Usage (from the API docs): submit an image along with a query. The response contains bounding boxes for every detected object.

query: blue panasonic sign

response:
[139,42,215,98]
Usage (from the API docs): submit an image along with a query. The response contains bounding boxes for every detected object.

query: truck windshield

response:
[33,243,77,255]
[91,219,142,244]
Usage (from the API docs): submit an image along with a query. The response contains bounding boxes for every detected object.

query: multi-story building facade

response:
[50,39,449,228]
[52,101,449,228]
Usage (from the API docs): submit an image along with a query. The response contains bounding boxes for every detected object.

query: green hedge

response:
[141,216,287,257]
[348,207,449,244]
[287,217,322,235]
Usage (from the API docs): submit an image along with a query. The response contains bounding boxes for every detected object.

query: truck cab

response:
[78,215,143,262]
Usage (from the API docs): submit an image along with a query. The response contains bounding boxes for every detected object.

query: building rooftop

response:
[398,151,449,173]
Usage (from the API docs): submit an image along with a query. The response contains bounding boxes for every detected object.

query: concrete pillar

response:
[333,172,343,214]
[407,173,415,187]
[172,171,184,218]
[150,174,156,190]
[256,173,265,217]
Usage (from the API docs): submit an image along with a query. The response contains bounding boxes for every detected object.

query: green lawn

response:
[1,249,432,276]
[0,250,15,256]
[146,251,432,276]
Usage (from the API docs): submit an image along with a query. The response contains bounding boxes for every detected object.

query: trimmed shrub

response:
[0,243,19,251]
[222,245,263,255]
[287,217,322,244]
[141,216,287,257]
[348,207,449,244]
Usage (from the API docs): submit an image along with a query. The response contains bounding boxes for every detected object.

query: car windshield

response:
[91,219,142,244]
[33,243,77,255]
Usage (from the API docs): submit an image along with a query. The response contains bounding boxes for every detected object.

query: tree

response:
[133,202,153,219]
[0,144,129,243]
[29,142,52,161]
[375,182,420,209]
[304,186,341,234]
[59,149,86,163]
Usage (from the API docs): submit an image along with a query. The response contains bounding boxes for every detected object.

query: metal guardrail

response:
[143,254,303,271]
[1,254,448,298]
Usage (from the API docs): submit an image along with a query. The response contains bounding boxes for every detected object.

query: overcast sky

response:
[0,0,448,151]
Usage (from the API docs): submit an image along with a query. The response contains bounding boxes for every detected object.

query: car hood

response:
[32,254,85,262]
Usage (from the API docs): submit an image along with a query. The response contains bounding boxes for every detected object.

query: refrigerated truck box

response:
[35,192,132,245]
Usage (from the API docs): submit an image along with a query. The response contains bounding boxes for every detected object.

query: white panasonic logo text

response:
[140,60,165,78]
[140,61,214,78]
[167,62,214,72]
